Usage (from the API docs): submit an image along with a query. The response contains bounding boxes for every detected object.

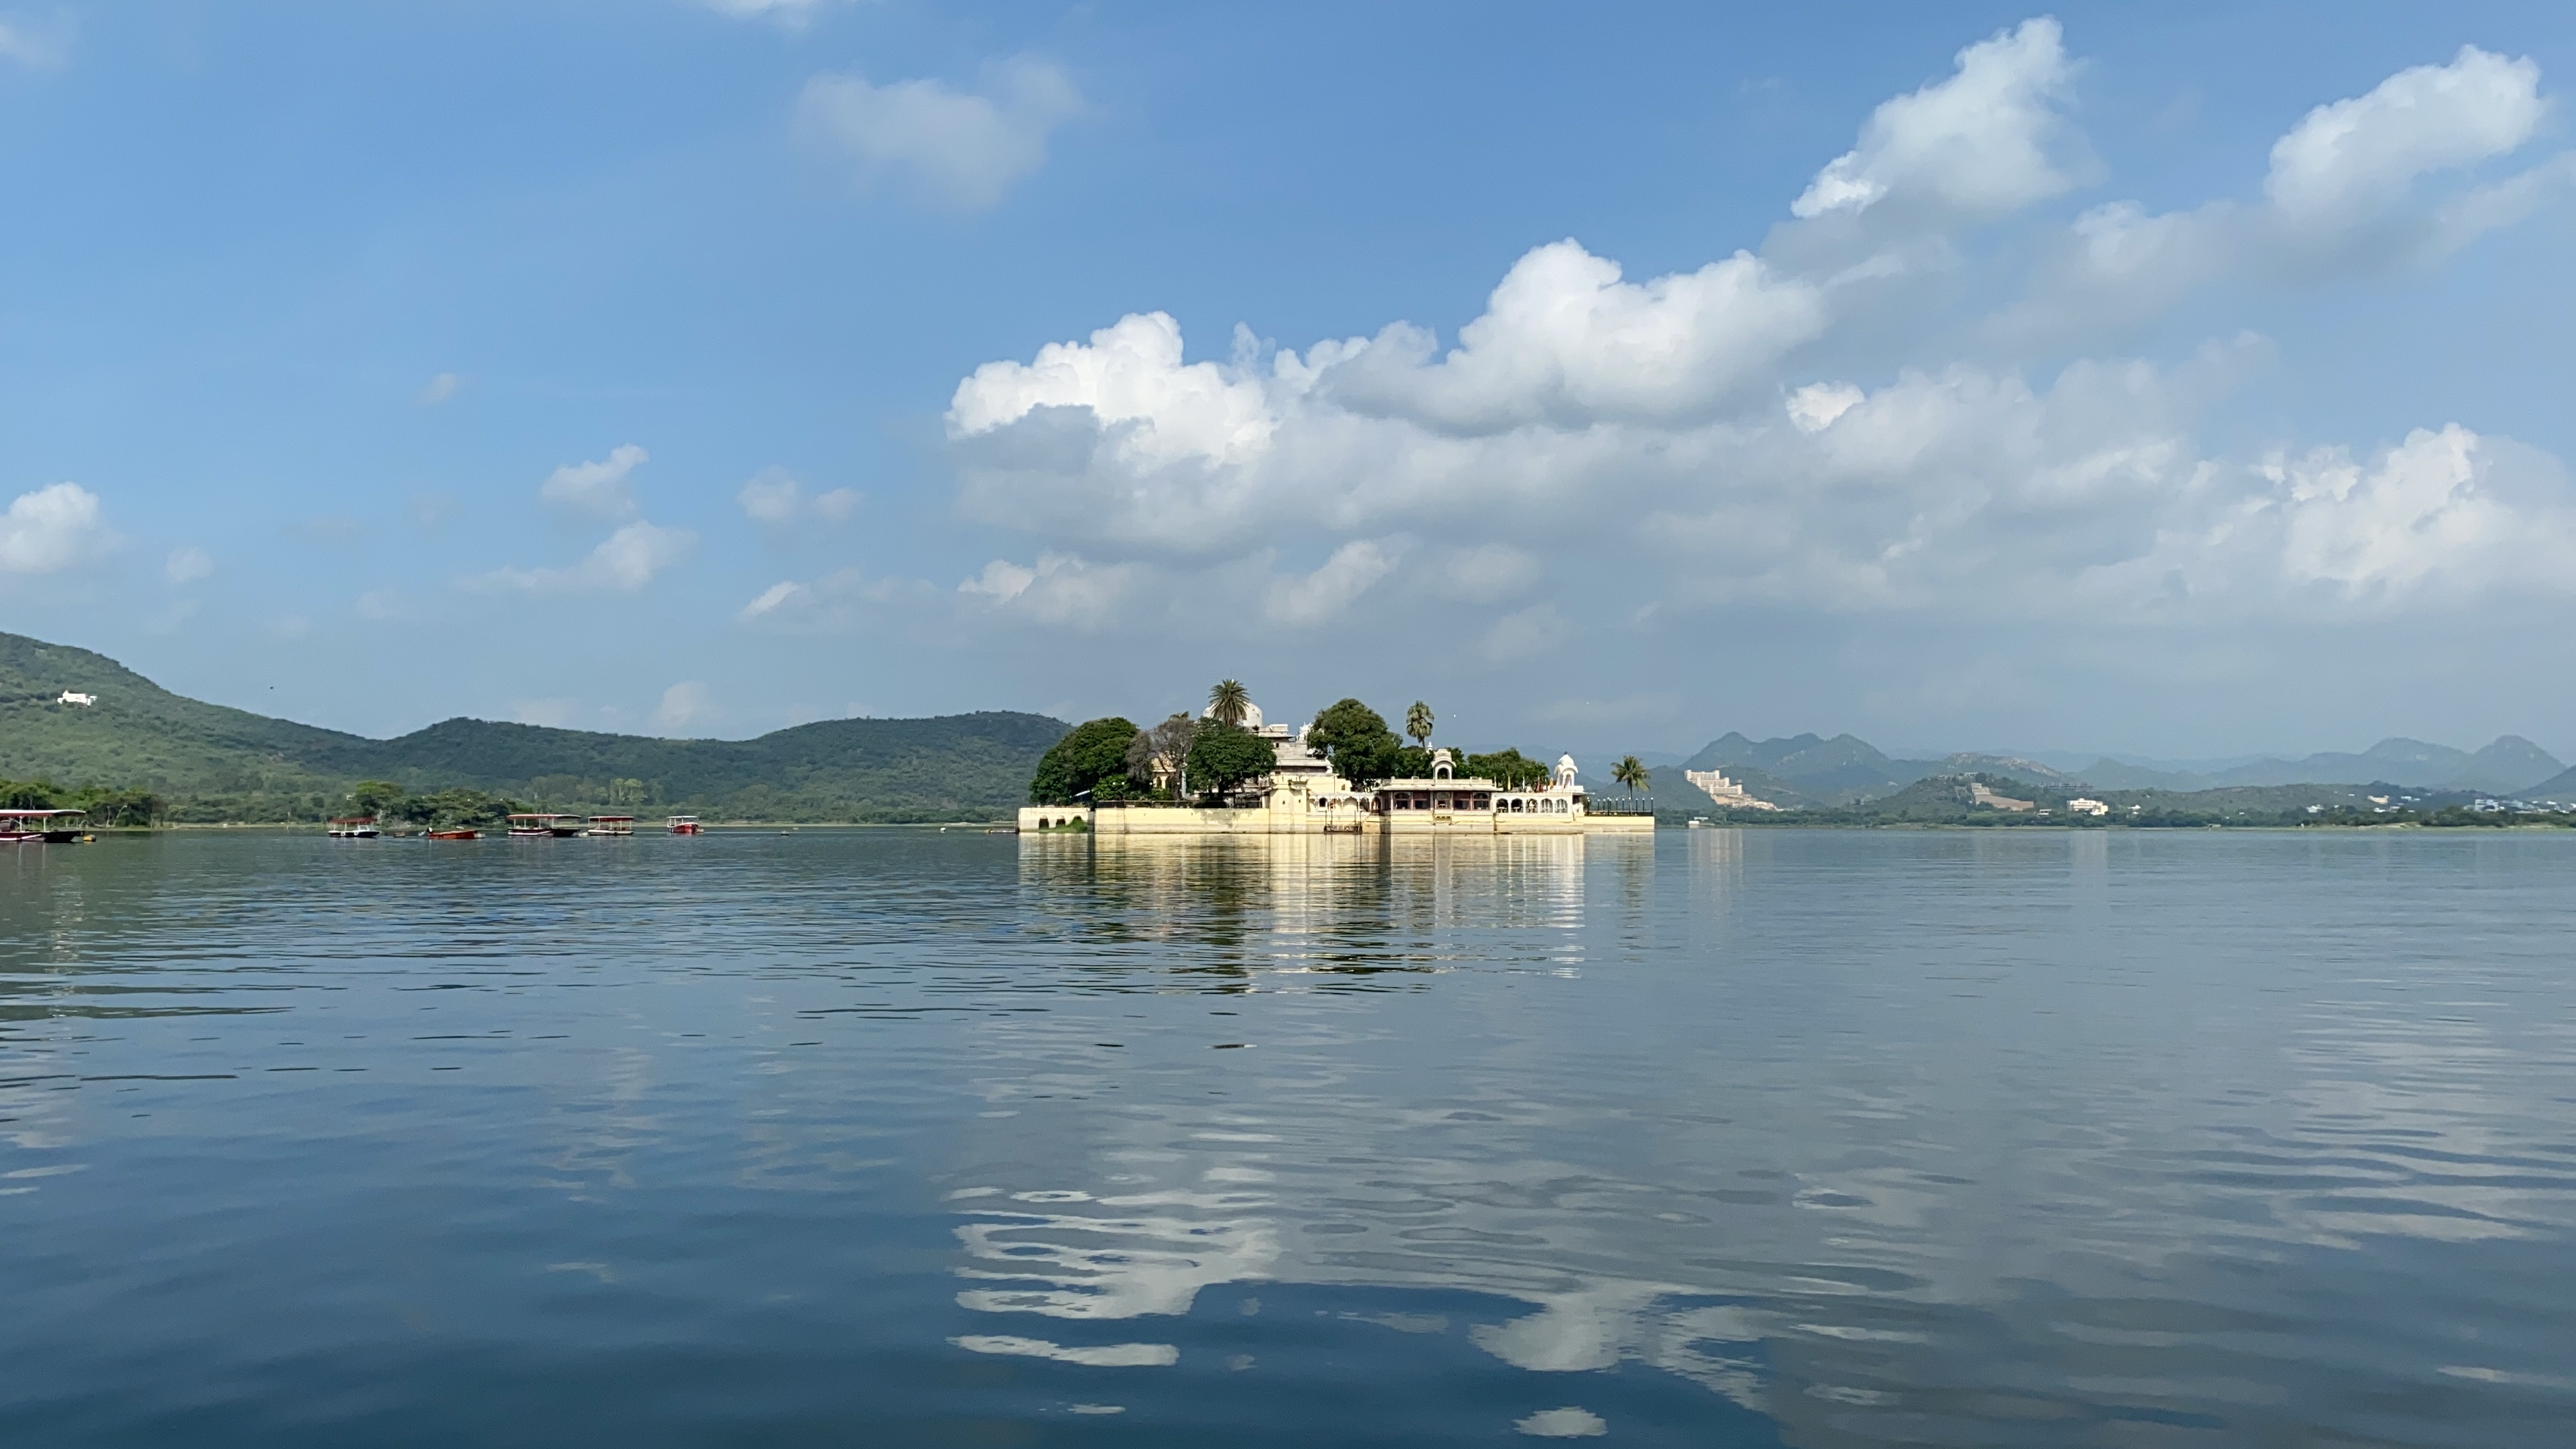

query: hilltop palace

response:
[1019,701,1653,836]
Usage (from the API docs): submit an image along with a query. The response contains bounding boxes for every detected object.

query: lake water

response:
[4,828,2574,1446]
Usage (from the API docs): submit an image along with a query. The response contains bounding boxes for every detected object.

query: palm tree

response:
[1208,679,1251,727]
[1404,701,1434,748]
[1612,755,1650,797]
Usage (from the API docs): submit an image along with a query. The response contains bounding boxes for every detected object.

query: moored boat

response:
[424,828,479,840]
[0,808,89,844]
[326,817,381,839]
[666,815,702,835]
[506,813,585,838]
[587,815,636,836]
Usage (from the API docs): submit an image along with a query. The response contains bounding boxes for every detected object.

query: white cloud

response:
[1996,45,2569,344]
[2264,46,2548,238]
[937,23,2576,648]
[1320,241,1826,430]
[468,520,696,594]
[418,372,463,405]
[165,546,214,585]
[737,468,859,525]
[1785,382,1863,434]
[957,552,1133,629]
[539,444,648,520]
[2272,426,2575,597]
[651,681,715,735]
[1264,540,1396,626]
[1791,18,2081,220]
[0,483,109,574]
[797,56,1082,211]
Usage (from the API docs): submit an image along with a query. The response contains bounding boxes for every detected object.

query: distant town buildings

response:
[1967,781,2035,812]
[2067,797,2110,816]
[1682,768,1780,811]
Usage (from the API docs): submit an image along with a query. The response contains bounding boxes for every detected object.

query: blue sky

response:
[0,1,2571,760]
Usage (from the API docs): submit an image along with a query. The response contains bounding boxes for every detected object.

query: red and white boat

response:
[326,817,381,839]
[506,813,585,838]
[0,808,87,843]
[666,815,702,835]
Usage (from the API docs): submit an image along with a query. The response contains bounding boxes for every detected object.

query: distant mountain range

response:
[0,632,1065,823]
[1672,730,2573,809]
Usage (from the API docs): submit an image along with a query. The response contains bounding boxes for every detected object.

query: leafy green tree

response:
[1208,679,1251,727]
[1186,720,1276,798]
[349,779,407,816]
[1405,701,1434,748]
[1028,717,1141,804]
[72,786,162,827]
[1127,714,1199,798]
[0,778,59,809]
[1393,744,1434,779]
[1465,748,1548,788]
[1612,756,1650,795]
[1308,698,1401,787]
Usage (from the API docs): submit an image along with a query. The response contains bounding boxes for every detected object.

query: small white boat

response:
[326,817,381,839]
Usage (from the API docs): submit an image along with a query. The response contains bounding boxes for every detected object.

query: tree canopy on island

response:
[1028,717,1139,804]
[1308,698,1403,787]
[1185,721,1276,797]
[1465,749,1549,789]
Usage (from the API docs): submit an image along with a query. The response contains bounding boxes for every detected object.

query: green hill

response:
[0,631,1066,823]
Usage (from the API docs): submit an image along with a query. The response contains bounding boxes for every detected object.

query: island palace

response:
[1019,701,1652,836]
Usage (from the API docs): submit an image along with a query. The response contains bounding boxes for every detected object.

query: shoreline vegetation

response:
[7,632,2571,832]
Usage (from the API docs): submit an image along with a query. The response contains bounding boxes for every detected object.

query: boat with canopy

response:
[506,814,585,838]
[0,809,88,844]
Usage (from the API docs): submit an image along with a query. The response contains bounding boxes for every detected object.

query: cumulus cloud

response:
[937,21,2576,648]
[1996,45,2569,343]
[539,444,648,520]
[2271,426,2575,599]
[468,521,696,594]
[0,483,110,574]
[165,546,214,585]
[797,56,1082,210]
[957,552,1134,629]
[738,468,860,526]
[1791,18,2082,220]
[1319,242,1826,430]
[2264,47,2549,239]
